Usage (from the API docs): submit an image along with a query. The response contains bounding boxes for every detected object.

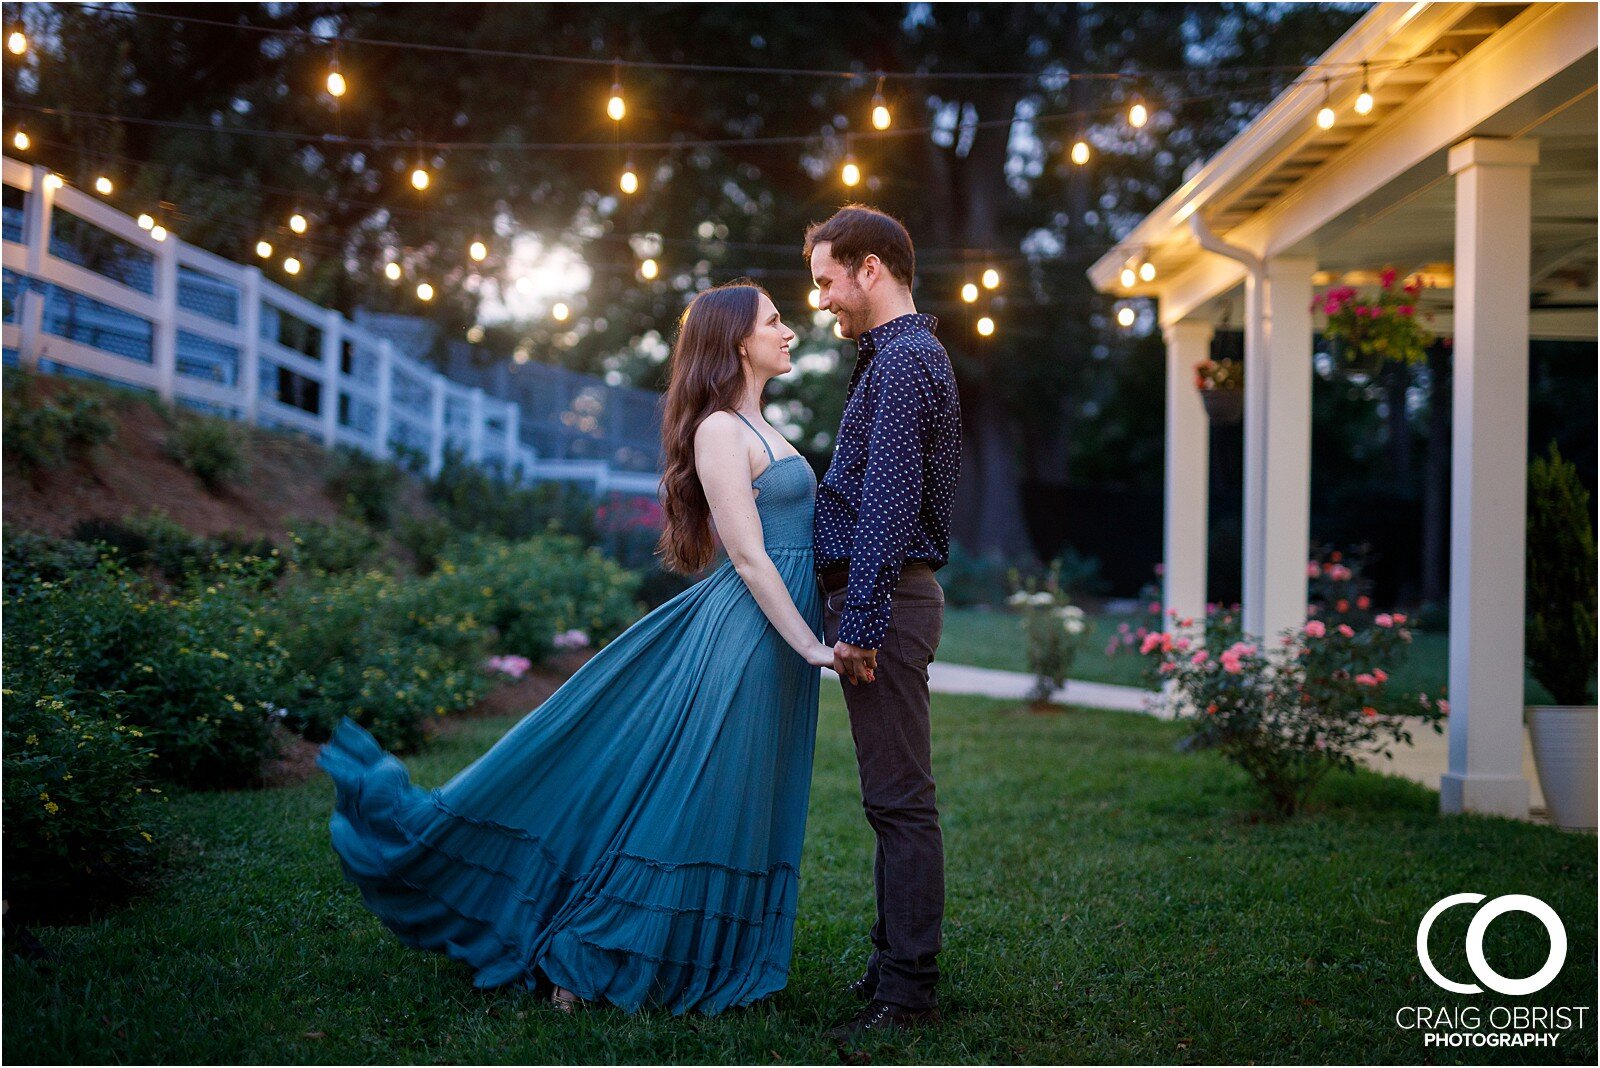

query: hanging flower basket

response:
[1194,358,1243,425]
[1315,268,1434,380]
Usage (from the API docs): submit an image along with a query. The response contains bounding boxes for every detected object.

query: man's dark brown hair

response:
[803,204,916,288]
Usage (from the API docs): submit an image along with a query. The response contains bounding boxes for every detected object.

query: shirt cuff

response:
[838,602,892,651]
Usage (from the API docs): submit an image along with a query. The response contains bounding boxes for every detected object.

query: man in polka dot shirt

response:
[804,205,962,1039]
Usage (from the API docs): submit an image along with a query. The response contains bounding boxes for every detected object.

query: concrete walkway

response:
[823,660,1549,822]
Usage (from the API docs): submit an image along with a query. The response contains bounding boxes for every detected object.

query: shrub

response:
[1,379,117,474]
[3,556,287,788]
[328,446,405,527]
[165,417,248,491]
[1140,607,1444,816]
[1526,442,1598,705]
[1306,543,1379,625]
[394,513,455,575]
[1007,560,1090,707]
[427,455,598,543]
[69,511,282,587]
[288,516,384,574]
[3,528,106,599]
[1,678,169,917]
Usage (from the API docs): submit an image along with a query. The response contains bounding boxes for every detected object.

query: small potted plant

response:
[1314,267,1434,380]
[1525,442,1597,831]
[1194,357,1243,424]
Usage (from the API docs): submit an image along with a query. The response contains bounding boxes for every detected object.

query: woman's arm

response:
[695,412,833,668]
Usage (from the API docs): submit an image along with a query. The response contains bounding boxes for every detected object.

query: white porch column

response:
[1242,256,1315,644]
[1161,319,1213,629]
[1440,136,1538,819]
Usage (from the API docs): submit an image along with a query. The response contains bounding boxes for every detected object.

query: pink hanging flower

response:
[1380,266,1398,288]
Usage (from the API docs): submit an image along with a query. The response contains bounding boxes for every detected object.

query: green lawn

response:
[938,608,1557,703]
[5,692,1594,1065]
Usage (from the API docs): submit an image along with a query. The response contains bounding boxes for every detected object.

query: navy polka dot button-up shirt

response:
[815,312,962,650]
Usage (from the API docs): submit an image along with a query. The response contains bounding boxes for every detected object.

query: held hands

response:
[832,641,877,686]
[804,643,837,669]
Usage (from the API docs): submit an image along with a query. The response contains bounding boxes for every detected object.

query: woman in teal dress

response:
[318,283,846,1015]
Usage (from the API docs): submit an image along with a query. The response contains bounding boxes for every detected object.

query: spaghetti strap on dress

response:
[318,435,821,1016]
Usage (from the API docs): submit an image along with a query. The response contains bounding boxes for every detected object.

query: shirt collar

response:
[857,313,939,360]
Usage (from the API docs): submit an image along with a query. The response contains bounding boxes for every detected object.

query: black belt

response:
[818,560,930,595]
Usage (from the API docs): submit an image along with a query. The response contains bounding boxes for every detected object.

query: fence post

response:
[16,288,42,369]
[373,340,394,459]
[503,398,520,481]
[23,164,48,278]
[239,266,263,424]
[320,308,343,449]
[151,230,179,403]
[467,386,486,464]
[427,374,446,478]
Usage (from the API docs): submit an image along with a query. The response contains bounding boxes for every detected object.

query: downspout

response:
[1188,212,1269,640]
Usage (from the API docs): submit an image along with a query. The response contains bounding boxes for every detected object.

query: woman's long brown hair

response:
[657,282,767,574]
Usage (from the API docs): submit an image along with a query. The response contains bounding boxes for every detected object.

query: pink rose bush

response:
[482,654,533,679]
[1138,607,1443,816]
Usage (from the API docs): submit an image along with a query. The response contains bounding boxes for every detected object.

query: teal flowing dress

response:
[318,446,822,1016]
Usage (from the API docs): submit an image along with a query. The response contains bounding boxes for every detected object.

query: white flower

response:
[1006,591,1031,607]
[1029,591,1054,607]
[1064,619,1086,635]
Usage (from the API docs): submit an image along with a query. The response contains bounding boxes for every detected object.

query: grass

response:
[5,692,1594,1065]
[939,608,1558,704]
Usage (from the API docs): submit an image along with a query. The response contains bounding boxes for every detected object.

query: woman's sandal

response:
[549,985,585,1014]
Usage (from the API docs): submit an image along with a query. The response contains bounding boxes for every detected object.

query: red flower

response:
[1362,706,1379,719]
[1336,599,1349,613]
[1205,703,1218,715]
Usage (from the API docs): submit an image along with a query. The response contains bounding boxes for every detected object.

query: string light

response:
[1355,62,1374,116]
[284,256,301,275]
[807,288,821,310]
[552,301,570,321]
[981,267,1000,290]
[1070,139,1091,166]
[961,282,979,303]
[606,72,626,122]
[1120,264,1137,288]
[410,164,430,191]
[326,59,347,98]
[255,240,272,258]
[1316,79,1335,130]
[94,176,113,195]
[137,213,154,230]
[150,224,168,241]
[466,324,485,343]
[833,321,845,340]
[639,257,659,280]
[976,316,995,337]
[43,172,63,190]
[11,128,28,151]
[1128,96,1149,129]
[289,212,308,234]
[6,29,25,56]
[1139,260,1156,282]
[840,153,861,188]
[469,239,487,261]
[416,282,435,301]
[619,161,639,195]
[384,261,402,281]
[870,75,891,131]
[1117,305,1136,328]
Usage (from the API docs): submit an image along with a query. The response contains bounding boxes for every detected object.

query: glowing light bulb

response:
[639,258,659,280]
[1070,140,1090,166]
[11,129,28,151]
[1128,100,1149,129]
[1317,105,1335,130]
[1139,261,1156,282]
[960,283,979,304]
[6,30,25,56]
[1117,306,1136,328]
[137,214,154,230]
[841,155,861,188]
[94,176,113,195]
[384,261,402,281]
[289,213,307,234]
[410,167,430,191]
[43,172,62,190]
[1120,266,1137,288]
[982,268,1000,290]
[326,67,347,98]
[284,256,302,275]
[552,302,570,322]
[1355,89,1374,116]
[619,165,639,195]
[871,94,891,131]
[150,225,168,242]
[976,316,995,337]
[256,240,272,259]
[416,282,435,301]
[833,321,845,340]
[807,288,821,310]
[607,83,626,122]
[469,239,487,262]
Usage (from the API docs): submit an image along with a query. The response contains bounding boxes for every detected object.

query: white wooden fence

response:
[0,157,660,497]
